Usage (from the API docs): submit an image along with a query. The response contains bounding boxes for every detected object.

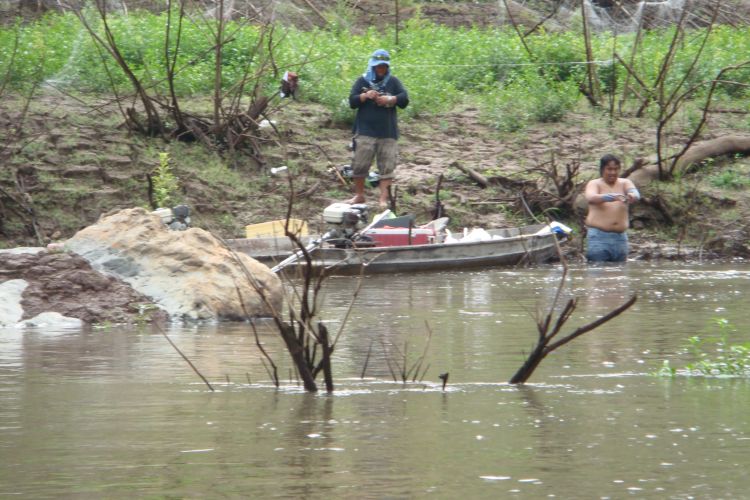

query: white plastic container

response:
[152,208,173,224]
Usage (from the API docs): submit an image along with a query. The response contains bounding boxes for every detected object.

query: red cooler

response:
[365,226,435,247]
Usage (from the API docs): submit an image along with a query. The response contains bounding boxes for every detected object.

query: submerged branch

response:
[155,323,215,392]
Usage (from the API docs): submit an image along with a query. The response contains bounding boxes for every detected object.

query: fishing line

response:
[397,60,614,68]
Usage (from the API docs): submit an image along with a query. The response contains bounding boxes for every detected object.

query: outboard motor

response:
[322,203,370,240]
[271,202,376,273]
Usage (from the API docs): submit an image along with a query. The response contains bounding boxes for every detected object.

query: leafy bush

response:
[483,69,579,131]
[656,318,750,377]
[2,11,749,125]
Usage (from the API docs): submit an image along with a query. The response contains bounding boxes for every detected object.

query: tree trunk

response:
[628,135,750,186]
[279,323,318,392]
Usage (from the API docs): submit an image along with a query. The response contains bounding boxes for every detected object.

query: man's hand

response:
[602,193,627,203]
[375,95,396,107]
[626,187,641,204]
[360,89,379,102]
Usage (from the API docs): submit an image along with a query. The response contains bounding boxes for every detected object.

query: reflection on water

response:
[1,262,750,498]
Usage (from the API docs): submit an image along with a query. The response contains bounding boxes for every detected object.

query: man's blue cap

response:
[368,49,390,67]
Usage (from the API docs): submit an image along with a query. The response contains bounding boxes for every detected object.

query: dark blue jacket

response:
[349,75,409,140]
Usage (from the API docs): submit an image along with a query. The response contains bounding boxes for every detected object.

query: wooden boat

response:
[227,223,565,275]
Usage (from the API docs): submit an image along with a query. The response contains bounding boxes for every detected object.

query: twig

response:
[360,339,374,379]
[518,191,542,224]
[438,372,449,391]
[154,323,214,391]
[381,338,399,382]
[300,0,328,25]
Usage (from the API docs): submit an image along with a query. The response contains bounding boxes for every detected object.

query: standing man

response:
[347,49,409,208]
[585,154,641,262]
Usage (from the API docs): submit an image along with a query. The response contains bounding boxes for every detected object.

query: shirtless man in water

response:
[585,154,640,262]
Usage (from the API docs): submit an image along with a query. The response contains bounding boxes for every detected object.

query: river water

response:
[2,261,750,498]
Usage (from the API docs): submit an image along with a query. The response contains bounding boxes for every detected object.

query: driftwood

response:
[450,161,536,191]
[452,159,581,220]
[451,160,489,188]
[526,157,583,216]
[628,135,750,186]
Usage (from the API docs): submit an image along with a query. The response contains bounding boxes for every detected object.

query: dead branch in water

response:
[237,285,280,387]
[378,321,434,384]
[229,173,366,393]
[509,241,637,384]
[509,294,637,384]
[154,322,215,391]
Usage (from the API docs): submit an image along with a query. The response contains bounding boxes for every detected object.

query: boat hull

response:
[227,224,563,275]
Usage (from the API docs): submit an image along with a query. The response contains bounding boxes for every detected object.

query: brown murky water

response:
[2,262,750,498]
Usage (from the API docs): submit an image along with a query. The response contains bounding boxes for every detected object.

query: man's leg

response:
[375,138,397,209]
[586,228,628,263]
[378,178,392,208]
[347,177,366,204]
[586,227,612,262]
[348,136,376,204]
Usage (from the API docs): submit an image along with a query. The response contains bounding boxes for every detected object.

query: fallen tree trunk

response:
[628,135,750,186]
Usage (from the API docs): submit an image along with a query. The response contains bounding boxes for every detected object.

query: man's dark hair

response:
[599,154,621,175]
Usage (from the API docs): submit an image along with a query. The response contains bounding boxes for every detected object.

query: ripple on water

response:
[3,262,750,499]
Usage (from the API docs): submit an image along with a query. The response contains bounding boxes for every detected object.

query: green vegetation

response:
[152,152,180,208]
[1,8,749,248]
[709,169,750,189]
[2,12,749,129]
[657,318,750,377]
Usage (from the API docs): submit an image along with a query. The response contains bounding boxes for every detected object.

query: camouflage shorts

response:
[351,135,398,180]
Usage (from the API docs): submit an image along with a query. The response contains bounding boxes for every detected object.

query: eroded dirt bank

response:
[1,250,167,324]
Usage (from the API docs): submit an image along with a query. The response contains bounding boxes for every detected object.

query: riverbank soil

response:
[2,87,749,260]
[0,250,168,324]
[1,0,749,260]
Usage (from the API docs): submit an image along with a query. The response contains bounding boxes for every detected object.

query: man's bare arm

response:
[624,179,640,203]
[586,180,623,204]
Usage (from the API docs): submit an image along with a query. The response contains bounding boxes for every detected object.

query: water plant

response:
[657,318,750,377]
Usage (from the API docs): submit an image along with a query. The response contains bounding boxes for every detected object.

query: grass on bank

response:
[2,11,750,246]
[1,11,749,130]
